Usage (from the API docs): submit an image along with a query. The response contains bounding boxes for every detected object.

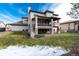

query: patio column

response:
[35,16,38,35]
[51,19,54,34]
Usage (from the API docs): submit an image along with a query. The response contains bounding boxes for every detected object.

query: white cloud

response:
[0,13,20,24]
[48,3,60,11]
[39,4,51,12]
[40,4,59,12]
[0,8,21,24]
[49,3,79,23]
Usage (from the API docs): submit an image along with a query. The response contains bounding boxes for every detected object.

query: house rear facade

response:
[7,8,60,37]
[60,20,79,32]
[28,9,60,37]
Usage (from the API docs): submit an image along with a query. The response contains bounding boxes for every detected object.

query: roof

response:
[22,16,28,19]
[7,20,28,26]
[60,20,79,24]
[44,10,54,14]
[53,14,59,16]
[35,15,60,20]
[17,21,23,24]
[29,10,58,16]
[29,10,44,14]
[0,21,6,26]
[8,24,28,26]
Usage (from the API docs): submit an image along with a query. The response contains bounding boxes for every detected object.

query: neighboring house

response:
[0,21,5,32]
[60,20,79,32]
[7,17,28,31]
[28,9,60,37]
[6,24,12,31]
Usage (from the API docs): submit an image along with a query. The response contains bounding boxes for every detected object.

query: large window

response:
[38,29,51,34]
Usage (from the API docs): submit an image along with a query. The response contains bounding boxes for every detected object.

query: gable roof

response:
[0,21,6,26]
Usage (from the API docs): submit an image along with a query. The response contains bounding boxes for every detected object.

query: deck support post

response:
[35,16,38,35]
[51,19,54,34]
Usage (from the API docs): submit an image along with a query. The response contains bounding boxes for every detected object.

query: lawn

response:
[0,32,79,49]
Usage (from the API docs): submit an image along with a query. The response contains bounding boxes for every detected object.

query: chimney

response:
[28,6,31,13]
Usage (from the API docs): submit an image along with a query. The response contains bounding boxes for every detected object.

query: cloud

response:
[40,3,59,12]
[51,3,79,23]
[48,3,60,11]
[18,9,26,15]
[9,4,26,15]
[0,11,20,24]
[0,3,26,24]
[39,4,51,12]
[42,3,79,23]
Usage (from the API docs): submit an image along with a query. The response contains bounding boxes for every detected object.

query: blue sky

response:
[0,3,59,24]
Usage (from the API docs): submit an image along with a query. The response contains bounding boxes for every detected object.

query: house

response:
[7,8,60,37]
[0,21,5,32]
[28,9,60,37]
[6,17,28,32]
[6,24,12,31]
[60,20,79,32]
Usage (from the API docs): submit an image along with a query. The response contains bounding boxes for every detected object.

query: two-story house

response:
[28,9,60,37]
[7,8,60,37]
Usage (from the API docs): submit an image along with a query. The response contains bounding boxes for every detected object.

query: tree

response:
[67,3,79,19]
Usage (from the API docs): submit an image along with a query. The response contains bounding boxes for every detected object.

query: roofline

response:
[29,10,54,14]
[29,10,59,17]
[22,16,28,19]
[44,10,54,14]
[53,14,59,16]
[29,10,44,14]
[7,24,28,26]
[35,15,61,20]
[0,21,6,27]
[60,20,79,25]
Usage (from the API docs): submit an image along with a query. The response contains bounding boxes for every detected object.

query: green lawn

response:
[0,32,79,49]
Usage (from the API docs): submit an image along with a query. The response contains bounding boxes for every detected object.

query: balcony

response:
[38,23,51,26]
[38,23,52,29]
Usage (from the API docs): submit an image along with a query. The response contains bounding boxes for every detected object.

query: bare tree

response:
[67,3,79,19]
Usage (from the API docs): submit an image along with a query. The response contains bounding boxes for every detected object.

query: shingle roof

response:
[7,20,28,26]
[8,24,28,26]
[29,10,58,16]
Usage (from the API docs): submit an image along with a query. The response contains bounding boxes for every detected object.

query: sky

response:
[0,3,28,24]
[0,3,77,24]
